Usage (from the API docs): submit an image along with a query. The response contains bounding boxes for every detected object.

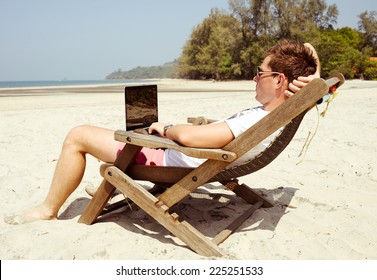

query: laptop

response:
[124,84,158,132]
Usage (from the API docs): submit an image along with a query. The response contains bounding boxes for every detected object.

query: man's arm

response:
[148,121,234,148]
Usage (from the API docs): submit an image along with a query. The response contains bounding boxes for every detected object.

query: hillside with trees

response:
[106,61,178,79]
[107,0,377,80]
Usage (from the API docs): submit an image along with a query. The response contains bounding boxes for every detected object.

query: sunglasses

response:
[256,66,281,78]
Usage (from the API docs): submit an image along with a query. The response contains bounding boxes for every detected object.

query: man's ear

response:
[276,73,286,87]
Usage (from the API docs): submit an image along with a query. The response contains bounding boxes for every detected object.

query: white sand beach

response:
[0,79,376,260]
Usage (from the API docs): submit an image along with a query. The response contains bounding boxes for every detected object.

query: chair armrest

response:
[187,117,218,125]
[326,72,345,88]
[317,73,345,104]
[114,130,237,162]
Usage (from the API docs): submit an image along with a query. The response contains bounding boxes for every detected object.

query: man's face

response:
[253,56,280,106]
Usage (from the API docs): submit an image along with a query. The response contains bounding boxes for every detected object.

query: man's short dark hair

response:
[267,40,318,84]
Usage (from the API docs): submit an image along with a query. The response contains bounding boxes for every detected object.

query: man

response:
[5,40,320,224]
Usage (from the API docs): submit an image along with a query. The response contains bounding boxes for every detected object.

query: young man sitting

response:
[5,40,320,224]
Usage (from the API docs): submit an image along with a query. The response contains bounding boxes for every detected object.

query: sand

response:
[0,78,376,260]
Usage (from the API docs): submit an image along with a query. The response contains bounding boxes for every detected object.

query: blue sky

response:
[0,0,376,81]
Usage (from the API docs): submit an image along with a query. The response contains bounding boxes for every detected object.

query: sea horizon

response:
[0,79,157,89]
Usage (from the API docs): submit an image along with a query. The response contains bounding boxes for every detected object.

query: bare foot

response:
[4,204,57,225]
[85,183,121,198]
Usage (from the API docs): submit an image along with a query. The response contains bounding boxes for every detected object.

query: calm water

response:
[0,79,155,89]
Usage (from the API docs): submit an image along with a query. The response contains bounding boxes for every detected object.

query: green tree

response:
[226,0,339,76]
[178,9,243,79]
[271,0,301,38]
[301,27,372,79]
[176,0,377,80]
[300,0,338,30]
[358,10,377,56]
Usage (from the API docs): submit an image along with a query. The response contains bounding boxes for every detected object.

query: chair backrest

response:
[212,110,307,181]
[212,74,344,182]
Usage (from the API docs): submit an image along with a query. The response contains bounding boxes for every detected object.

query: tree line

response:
[106,61,177,79]
[177,0,377,80]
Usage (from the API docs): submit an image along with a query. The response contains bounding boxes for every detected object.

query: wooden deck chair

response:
[78,75,344,257]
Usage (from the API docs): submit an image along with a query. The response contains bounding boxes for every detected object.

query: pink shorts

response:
[116,142,165,166]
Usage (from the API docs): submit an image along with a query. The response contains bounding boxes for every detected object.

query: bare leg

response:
[5,125,122,224]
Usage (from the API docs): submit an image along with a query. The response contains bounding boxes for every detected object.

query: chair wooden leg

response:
[222,179,273,207]
[104,165,223,257]
[99,184,169,216]
[78,144,142,225]
[212,201,263,245]
[78,179,116,224]
[206,180,272,245]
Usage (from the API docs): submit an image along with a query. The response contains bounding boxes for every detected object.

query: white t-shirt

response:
[163,106,281,168]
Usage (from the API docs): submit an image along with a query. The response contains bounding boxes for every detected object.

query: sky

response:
[0,0,376,81]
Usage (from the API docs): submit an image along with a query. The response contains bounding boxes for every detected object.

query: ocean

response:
[0,79,155,89]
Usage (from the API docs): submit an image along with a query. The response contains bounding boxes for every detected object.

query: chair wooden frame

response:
[78,76,343,256]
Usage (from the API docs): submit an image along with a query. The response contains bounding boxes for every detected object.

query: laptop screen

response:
[124,85,158,131]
